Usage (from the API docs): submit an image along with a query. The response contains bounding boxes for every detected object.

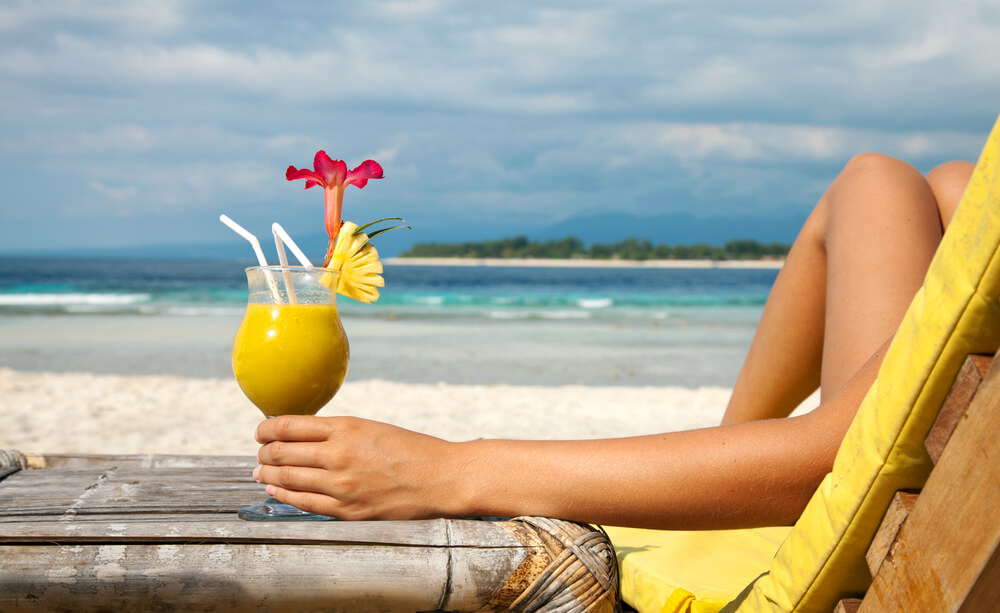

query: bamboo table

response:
[0,450,618,612]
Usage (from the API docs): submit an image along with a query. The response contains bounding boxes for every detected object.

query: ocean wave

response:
[576,297,613,309]
[407,295,446,306]
[376,293,765,310]
[0,292,151,306]
[139,305,244,317]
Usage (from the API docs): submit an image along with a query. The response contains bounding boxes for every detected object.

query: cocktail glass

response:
[232,266,349,520]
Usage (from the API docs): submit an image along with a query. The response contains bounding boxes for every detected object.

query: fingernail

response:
[253,465,261,482]
[266,484,276,496]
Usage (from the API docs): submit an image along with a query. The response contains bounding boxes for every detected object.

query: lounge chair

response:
[604,113,1000,613]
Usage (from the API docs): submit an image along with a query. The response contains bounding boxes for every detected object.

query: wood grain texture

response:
[833,599,862,613]
[0,543,525,612]
[864,491,918,577]
[0,451,617,612]
[925,354,993,464]
[859,356,1000,613]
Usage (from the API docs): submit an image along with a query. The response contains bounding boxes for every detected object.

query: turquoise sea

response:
[0,257,776,386]
[0,257,776,318]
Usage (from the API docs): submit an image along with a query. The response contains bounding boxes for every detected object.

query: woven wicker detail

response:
[0,450,28,470]
[480,516,620,613]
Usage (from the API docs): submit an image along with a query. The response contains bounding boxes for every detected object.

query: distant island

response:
[398,236,789,261]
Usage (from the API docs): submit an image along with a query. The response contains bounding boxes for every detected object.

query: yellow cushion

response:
[607,113,1000,613]
[604,525,790,613]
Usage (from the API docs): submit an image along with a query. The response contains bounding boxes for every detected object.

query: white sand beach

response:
[1,368,740,456]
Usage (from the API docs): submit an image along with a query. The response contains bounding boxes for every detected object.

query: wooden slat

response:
[0,542,531,613]
[30,453,258,469]
[864,490,918,577]
[925,354,993,464]
[859,355,1000,612]
[0,515,522,547]
[833,598,862,613]
[0,466,262,516]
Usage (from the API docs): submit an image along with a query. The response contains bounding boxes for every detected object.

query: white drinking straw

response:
[272,223,314,268]
[219,214,268,266]
[272,226,299,305]
[219,214,280,301]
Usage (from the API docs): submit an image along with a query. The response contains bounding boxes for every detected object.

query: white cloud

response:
[378,0,456,18]
[0,48,42,75]
[372,137,408,165]
[2,0,999,249]
[3,1,994,122]
[610,122,985,163]
[89,180,138,201]
[2,124,153,156]
[0,0,183,33]
[1,8,610,114]
[263,134,316,151]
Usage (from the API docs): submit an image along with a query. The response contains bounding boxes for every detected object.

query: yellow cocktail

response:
[233,265,349,521]
[233,302,348,416]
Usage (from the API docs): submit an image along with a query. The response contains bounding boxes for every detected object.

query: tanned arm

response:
[254,342,885,529]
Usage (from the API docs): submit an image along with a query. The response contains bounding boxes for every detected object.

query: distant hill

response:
[532,212,806,246]
[1,211,807,260]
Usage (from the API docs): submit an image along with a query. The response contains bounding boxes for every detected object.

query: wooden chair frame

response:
[835,352,1000,612]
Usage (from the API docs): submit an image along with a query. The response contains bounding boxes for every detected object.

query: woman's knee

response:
[801,154,908,244]
[838,152,923,186]
[823,153,934,227]
[806,152,948,248]
[926,161,975,228]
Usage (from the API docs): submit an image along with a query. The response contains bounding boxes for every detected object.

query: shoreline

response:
[383,257,784,269]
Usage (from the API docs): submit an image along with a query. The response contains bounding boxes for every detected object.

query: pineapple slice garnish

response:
[321,221,385,303]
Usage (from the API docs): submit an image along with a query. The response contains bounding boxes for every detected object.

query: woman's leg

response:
[722,154,970,424]
[926,160,975,227]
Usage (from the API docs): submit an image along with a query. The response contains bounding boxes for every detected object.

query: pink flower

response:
[286,151,383,263]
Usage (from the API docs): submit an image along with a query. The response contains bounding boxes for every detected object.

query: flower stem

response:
[324,185,345,255]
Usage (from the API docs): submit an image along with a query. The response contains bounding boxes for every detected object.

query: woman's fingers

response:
[264,484,344,519]
[257,464,335,497]
[255,414,336,443]
[257,440,331,470]
[252,416,462,520]
[256,414,380,443]
[261,468,385,520]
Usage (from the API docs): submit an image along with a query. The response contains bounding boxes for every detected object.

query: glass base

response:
[238,497,337,521]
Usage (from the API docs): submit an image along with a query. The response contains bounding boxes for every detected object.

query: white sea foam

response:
[140,305,243,317]
[542,310,591,320]
[487,310,524,320]
[576,297,613,309]
[0,293,151,306]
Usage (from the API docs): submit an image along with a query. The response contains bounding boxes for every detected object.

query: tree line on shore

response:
[399,236,789,261]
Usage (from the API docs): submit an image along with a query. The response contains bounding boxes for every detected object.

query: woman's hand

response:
[253,415,467,520]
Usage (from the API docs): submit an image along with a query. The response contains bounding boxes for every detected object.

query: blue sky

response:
[1,0,998,255]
